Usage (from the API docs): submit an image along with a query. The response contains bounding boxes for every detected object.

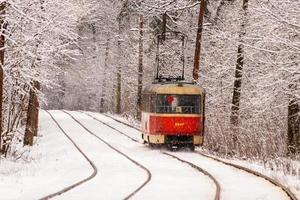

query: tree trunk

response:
[100,38,109,113]
[230,0,248,126]
[161,12,167,41]
[58,72,65,109]
[192,0,205,82]
[116,61,121,114]
[116,18,122,114]
[32,81,40,137]
[287,83,300,154]
[0,2,6,154]
[24,81,40,146]
[214,0,226,23]
[136,14,144,120]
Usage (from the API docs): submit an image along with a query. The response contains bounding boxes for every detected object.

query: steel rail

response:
[39,111,98,200]
[196,152,298,200]
[83,112,140,143]
[102,113,140,131]
[99,112,298,200]
[83,111,221,200]
[163,152,220,200]
[63,110,151,200]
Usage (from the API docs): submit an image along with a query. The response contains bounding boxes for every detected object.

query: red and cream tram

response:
[141,82,205,150]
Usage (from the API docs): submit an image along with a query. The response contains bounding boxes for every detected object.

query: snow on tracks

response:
[82,111,217,200]
[45,111,148,200]
[0,111,95,200]
[163,152,221,200]
[173,152,291,200]
[95,112,297,200]
[195,152,298,200]
[40,111,97,199]
[62,110,151,200]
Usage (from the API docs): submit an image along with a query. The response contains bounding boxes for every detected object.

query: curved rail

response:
[163,152,220,200]
[196,152,298,200]
[83,112,221,200]
[63,111,151,200]
[102,113,140,131]
[97,112,298,200]
[83,112,140,143]
[39,111,98,200]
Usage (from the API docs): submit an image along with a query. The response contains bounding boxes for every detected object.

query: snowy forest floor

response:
[0,110,299,200]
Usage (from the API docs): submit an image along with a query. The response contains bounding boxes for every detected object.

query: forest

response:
[0,0,299,177]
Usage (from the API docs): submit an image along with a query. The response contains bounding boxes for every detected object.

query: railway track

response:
[196,152,298,200]
[82,111,220,200]
[41,110,151,200]
[39,111,98,200]
[62,110,152,200]
[90,111,298,200]
[163,152,220,200]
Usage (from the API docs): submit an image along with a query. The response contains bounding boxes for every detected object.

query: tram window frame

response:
[142,93,154,112]
[155,94,201,114]
[142,94,148,112]
[150,94,156,113]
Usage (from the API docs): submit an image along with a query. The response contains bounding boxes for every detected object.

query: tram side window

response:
[156,95,201,114]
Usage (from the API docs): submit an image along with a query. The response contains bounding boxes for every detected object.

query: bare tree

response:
[24,80,40,146]
[2,0,83,151]
[0,2,6,153]
[192,0,206,82]
[287,78,300,154]
[116,19,122,114]
[136,14,144,120]
[100,38,110,113]
[230,0,249,126]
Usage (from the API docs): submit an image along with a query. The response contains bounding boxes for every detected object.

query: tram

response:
[141,81,205,150]
[141,32,205,150]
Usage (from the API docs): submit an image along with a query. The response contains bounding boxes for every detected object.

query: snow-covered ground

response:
[0,110,299,200]
[63,111,215,200]
[87,111,295,200]
[97,111,300,200]
[0,110,93,199]
[213,155,300,200]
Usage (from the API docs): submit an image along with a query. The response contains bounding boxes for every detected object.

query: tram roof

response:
[143,82,204,95]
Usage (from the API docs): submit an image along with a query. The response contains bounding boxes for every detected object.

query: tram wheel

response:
[188,144,195,151]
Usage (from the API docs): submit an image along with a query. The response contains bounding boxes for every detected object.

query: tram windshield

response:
[156,95,201,114]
